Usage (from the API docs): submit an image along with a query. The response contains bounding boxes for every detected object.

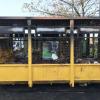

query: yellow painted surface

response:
[70,39,74,87]
[75,64,100,81]
[28,28,32,87]
[32,64,70,81]
[70,20,74,87]
[0,64,100,86]
[0,64,70,82]
[0,64,28,81]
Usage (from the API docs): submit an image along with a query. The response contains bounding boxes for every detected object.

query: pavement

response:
[0,84,100,100]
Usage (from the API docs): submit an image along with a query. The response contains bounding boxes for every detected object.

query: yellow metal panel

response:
[0,64,100,85]
[32,64,70,81]
[0,64,70,82]
[0,65,28,81]
[75,64,100,81]
[0,64,28,67]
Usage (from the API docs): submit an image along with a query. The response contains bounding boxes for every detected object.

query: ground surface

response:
[0,84,100,100]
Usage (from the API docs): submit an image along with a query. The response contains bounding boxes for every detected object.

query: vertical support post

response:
[98,33,100,58]
[86,33,89,57]
[27,19,32,87]
[93,33,95,57]
[77,28,81,58]
[70,20,74,87]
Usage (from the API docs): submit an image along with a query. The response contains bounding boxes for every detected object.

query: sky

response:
[0,0,33,16]
[0,0,99,17]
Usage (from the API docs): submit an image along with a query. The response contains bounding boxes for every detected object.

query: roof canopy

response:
[0,17,99,27]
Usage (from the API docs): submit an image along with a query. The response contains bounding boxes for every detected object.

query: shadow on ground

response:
[0,83,100,100]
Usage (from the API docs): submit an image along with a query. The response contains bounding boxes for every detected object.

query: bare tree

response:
[22,0,99,17]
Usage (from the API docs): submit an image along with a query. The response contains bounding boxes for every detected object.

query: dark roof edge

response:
[0,16,100,20]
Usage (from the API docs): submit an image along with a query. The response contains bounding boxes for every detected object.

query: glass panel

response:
[32,39,70,64]
[75,31,100,64]
[32,27,70,64]
[0,27,28,64]
[12,33,28,64]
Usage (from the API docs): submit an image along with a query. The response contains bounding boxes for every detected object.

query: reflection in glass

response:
[42,41,59,60]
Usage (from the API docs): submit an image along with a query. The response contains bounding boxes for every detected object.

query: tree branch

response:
[60,0,81,16]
